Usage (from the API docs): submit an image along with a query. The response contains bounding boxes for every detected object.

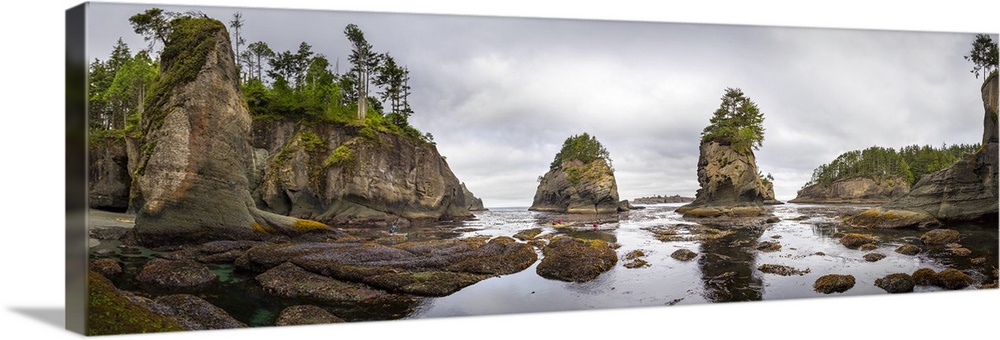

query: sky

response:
[84,1,996,207]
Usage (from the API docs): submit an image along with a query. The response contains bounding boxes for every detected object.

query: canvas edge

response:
[65,1,89,335]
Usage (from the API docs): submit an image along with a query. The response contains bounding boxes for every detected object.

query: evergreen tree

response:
[701,88,765,154]
[228,12,246,81]
[965,34,999,80]
[344,24,380,120]
[550,133,612,170]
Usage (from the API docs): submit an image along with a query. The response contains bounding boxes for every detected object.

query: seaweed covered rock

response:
[895,244,922,256]
[153,294,247,330]
[670,248,698,261]
[86,271,187,335]
[758,264,810,276]
[874,273,915,293]
[239,237,536,296]
[935,268,975,290]
[912,268,939,286]
[275,305,345,326]
[129,17,335,246]
[920,229,961,245]
[90,258,122,278]
[136,258,217,290]
[256,262,410,303]
[839,233,879,249]
[813,274,856,294]
[842,207,940,229]
[863,252,887,262]
[536,236,618,282]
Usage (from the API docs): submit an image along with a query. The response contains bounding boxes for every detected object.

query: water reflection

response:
[697,227,765,302]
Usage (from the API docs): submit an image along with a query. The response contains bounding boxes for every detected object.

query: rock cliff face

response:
[89,138,130,211]
[677,141,769,215]
[462,183,487,211]
[847,74,998,227]
[530,159,620,214]
[790,177,910,204]
[631,195,695,204]
[250,120,477,227]
[129,18,331,245]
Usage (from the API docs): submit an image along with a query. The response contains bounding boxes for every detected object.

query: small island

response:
[676,88,777,218]
[529,133,621,214]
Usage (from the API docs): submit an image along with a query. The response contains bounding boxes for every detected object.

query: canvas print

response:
[69,1,999,336]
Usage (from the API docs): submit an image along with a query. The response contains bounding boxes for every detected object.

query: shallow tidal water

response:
[89,203,998,326]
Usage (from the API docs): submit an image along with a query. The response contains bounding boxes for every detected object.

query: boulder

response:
[813,274,856,294]
[536,236,618,282]
[874,273,915,293]
[275,305,345,326]
[238,237,536,296]
[90,258,122,278]
[758,264,810,276]
[863,252,887,262]
[86,271,187,335]
[530,159,620,214]
[935,268,975,290]
[920,229,961,245]
[839,233,879,249]
[513,228,543,241]
[128,17,335,246]
[135,258,217,290]
[153,294,247,330]
[842,207,941,229]
[912,268,939,285]
[670,248,698,261]
[256,262,407,303]
[790,177,910,204]
[895,244,922,255]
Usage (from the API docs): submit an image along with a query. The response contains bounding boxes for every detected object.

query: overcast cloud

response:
[87,2,994,207]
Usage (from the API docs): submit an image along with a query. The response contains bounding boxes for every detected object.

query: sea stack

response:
[129,17,331,245]
[677,88,772,217]
[530,133,620,214]
[846,74,999,228]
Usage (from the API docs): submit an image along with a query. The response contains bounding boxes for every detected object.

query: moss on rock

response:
[87,271,186,335]
[758,264,810,276]
[839,233,879,249]
[874,273,915,293]
[536,236,617,282]
[813,274,856,294]
[895,244,922,256]
[920,229,961,246]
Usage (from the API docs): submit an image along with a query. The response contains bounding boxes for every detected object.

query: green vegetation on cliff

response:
[700,88,765,155]
[805,144,979,187]
[549,133,612,170]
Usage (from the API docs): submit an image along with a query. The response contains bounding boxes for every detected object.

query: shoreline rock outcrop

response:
[128,18,334,246]
[846,74,998,227]
[250,120,478,227]
[631,195,695,204]
[89,138,131,211]
[676,141,771,216]
[790,176,910,204]
[530,159,620,214]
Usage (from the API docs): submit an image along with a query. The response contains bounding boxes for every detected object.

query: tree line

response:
[804,144,979,187]
[88,9,430,144]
